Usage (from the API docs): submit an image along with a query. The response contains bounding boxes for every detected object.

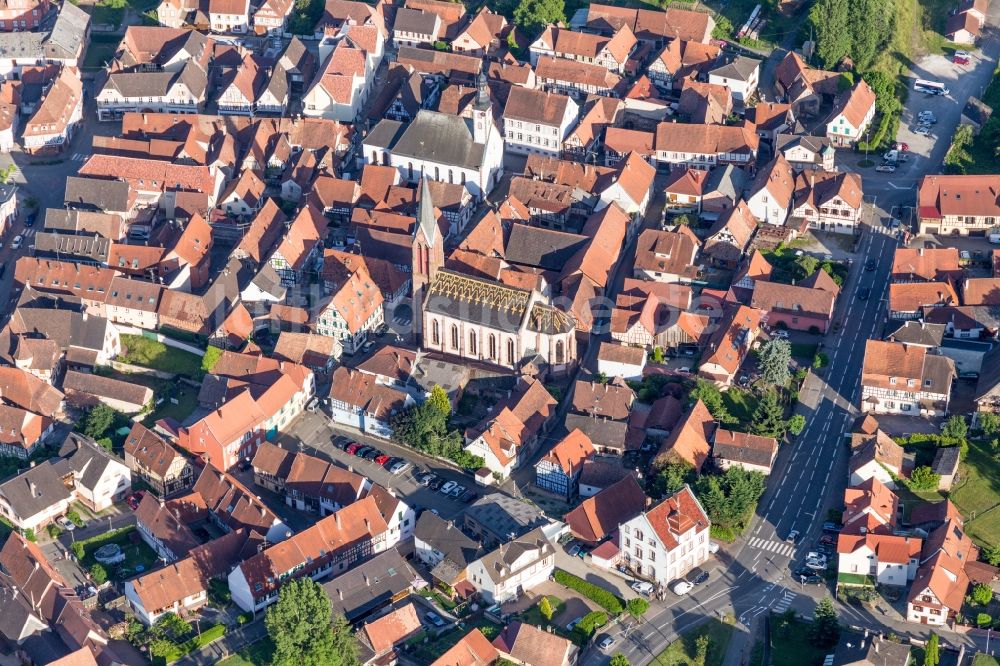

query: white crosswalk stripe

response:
[771,591,797,613]
[746,538,796,558]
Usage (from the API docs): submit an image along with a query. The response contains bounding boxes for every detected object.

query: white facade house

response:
[789,170,864,235]
[502,87,579,156]
[708,56,760,104]
[745,154,795,226]
[209,0,250,33]
[836,533,922,587]
[617,486,710,586]
[303,24,384,123]
[96,63,206,121]
[466,527,555,604]
[860,341,955,417]
[21,68,83,154]
[826,80,877,147]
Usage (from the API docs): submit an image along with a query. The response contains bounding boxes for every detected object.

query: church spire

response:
[416,176,437,246]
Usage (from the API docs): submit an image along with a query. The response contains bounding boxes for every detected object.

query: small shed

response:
[931,446,961,491]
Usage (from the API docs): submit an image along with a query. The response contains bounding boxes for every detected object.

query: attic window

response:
[925,379,932,387]
[889,377,897,385]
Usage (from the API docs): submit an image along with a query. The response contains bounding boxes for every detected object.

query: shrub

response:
[90,564,108,585]
[71,541,85,559]
[66,510,83,526]
[626,597,649,619]
[908,466,941,491]
[973,583,994,606]
[575,611,608,639]
[812,353,829,369]
[978,613,992,628]
[23,528,36,542]
[553,570,624,614]
[539,596,554,622]
[47,524,62,538]
[788,414,806,436]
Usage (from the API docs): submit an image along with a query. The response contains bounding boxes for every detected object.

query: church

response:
[362,73,505,201]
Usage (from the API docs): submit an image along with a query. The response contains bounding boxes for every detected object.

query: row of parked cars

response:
[333,438,411,475]
[414,470,478,503]
[790,521,841,583]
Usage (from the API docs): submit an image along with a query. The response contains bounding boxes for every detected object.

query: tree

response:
[695,467,766,534]
[795,254,819,278]
[751,390,786,439]
[427,385,452,416]
[924,633,939,666]
[972,583,994,606]
[788,414,806,436]
[539,596,554,622]
[944,124,975,174]
[690,380,736,424]
[908,466,941,491]
[0,164,15,184]
[265,578,358,666]
[846,0,896,71]
[809,0,851,68]
[984,544,1000,567]
[201,346,223,374]
[626,597,649,620]
[82,404,118,439]
[942,415,968,440]
[809,597,840,648]
[610,655,631,666]
[757,339,791,387]
[979,412,1000,437]
[512,0,564,38]
[651,458,695,498]
[650,347,665,364]
[90,564,108,585]
[711,14,733,40]
[695,635,710,666]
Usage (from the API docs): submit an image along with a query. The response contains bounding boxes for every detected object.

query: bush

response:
[788,414,806,436]
[23,528,36,542]
[71,541,85,559]
[553,570,624,614]
[908,466,941,491]
[66,510,83,527]
[626,597,649,619]
[575,611,608,639]
[973,583,994,606]
[978,613,993,628]
[47,524,62,538]
[90,564,108,585]
[812,353,829,369]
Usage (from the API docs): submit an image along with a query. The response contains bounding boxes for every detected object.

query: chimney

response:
[335,512,341,528]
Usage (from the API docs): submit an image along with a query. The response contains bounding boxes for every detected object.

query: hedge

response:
[154,624,226,664]
[553,569,624,614]
[575,611,609,640]
[856,110,899,152]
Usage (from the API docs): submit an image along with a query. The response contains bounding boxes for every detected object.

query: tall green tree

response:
[751,390,786,439]
[979,412,1000,437]
[846,0,895,71]
[757,339,792,387]
[695,467,766,534]
[924,633,939,666]
[695,635,710,666]
[809,597,840,648]
[265,578,358,666]
[690,380,737,424]
[539,596,554,622]
[941,415,968,440]
[513,0,564,38]
[427,385,452,416]
[651,459,695,498]
[809,0,851,68]
[610,655,631,666]
[82,404,119,439]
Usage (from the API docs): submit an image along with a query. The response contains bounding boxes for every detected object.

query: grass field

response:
[76,526,158,581]
[82,33,120,70]
[118,335,205,379]
[218,638,274,666]
[651,618,735,666]
[769,616,826,666]
[950,439,1000,547]
[518,596,566,629]
[721,388,759,425]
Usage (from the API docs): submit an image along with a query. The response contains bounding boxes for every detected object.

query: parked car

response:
[332,437,350,450]
[672,581,694,595]
[567,543,582,557]
[126,492,144,510]
[690,569,710,585]
[822,522,842,532]
[361,340,375,353]
[918,112,937,124]
[857,288,871,301]
[374,454,390,466]
[865,259,877,271]
[914,126,931,136]
[631,581,654,596]
[461,491,478,503]
[598,635,615,650]
[430,478,446,491]
[390,461,410,475]
[708,542,720,554]
[876,164,896,173]
[425,611,446,628]
[362,449,381,461]
[772,330,790,339]
[56,516,75,531]
[439,481,458,495]
[23,213,35,227]
[10,235,22,250]
[819,534,835,546]
[448,484,466,499]
[892,142,909,151]
[420,473,437,487]
[954,51,971,64]
[346,442,362,455]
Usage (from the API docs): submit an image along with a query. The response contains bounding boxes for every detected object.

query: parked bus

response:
[914,79,950,95]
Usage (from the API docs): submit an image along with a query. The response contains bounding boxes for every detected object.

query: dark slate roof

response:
[975,345,1000,402]
[830,632,912,666]
[54,432,125,493]
[414,511,483,567]
[424,269,532,334]
[393,7,439,35]
[704,164,747,203]
[0,461,73,519]
[7,307,111,355]
[464,493,548,542]
[710,55,761,81]
[64,176,130,212]
[887,321,945,347]
[385,110,485,170]
[932,446,961,476]
[564,413,630,451]
[32,232,112,264]
[504,225,588,272]
[322,550,422,622]
[475,527,554,584]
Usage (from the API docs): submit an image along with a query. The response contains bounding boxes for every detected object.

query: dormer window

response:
[889,377,897,385]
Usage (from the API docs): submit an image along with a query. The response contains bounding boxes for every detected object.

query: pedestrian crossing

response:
[747,537,796,558]
[771,590,797,613]
[70,153,87,162]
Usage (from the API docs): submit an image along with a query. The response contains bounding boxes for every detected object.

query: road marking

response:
[772,590,797,613]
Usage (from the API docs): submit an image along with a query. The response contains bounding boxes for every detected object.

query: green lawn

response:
[75,526,158,581]
[836,572,875,587]
[82,34,120,70]
[721,388,758,425]
[651,619,735,666]
[407,617,503,663]
[218,638,274,666]
[142,383,199,427]
[790,344,819,360]
[965,66,1000,174]
[948,439,1000,546]
[974,655,1000,666]
[518,596,566,629]
[118,335,205,379]
[769,617,827,666]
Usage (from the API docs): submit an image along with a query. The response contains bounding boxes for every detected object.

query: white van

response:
[672,581,693,595]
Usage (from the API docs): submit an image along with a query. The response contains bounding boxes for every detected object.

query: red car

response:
[374,454,390,466]
[953,52,971,65]
[346,442,361,455]
[126,492,144,510]
[893,142,909,152]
